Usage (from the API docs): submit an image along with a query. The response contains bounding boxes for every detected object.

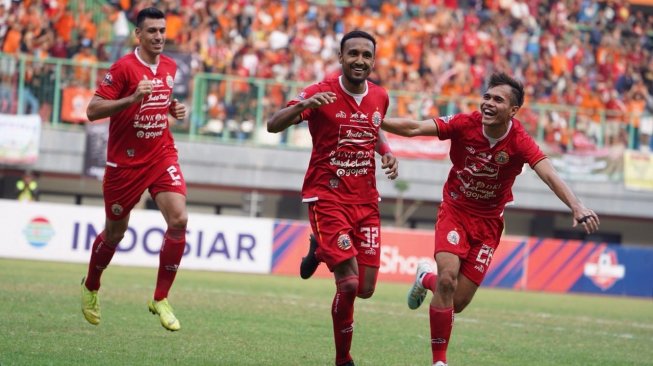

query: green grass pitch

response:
[0,258,651,365]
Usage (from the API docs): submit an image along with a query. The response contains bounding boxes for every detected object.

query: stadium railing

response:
[1,53,650,154]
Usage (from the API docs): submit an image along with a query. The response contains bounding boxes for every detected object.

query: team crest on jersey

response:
[101,72,113,86]
[440,115,454,124]
[337,233,352,251]
[446,230,460,245]
[166,75,174,88]
[372,111,382,127]
[329,178,339,188]
[495,151,509,164]
[111,204,123,216]
[336,111,346,118]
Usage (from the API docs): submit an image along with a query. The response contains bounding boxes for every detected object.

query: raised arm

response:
[267,91,336,133]
[381,117,439,137]
[533,158,600,233]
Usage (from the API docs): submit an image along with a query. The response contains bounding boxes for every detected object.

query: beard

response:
[343,71,367,85]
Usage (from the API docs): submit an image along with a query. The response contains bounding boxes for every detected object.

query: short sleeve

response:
[520,130,547,167]
[434,113,464,141]
[95,62,125,101]
[286,83,321,122]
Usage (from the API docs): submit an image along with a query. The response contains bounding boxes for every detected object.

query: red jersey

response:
[435,111,547,217]
[95,50,178,168]
[288,76,389,204]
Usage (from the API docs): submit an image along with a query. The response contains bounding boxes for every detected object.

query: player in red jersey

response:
[267,30,398,366]
[80,7,188,332]
[382,72,600,366]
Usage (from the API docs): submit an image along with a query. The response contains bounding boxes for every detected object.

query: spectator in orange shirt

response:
[71,39,98,86]
[2,21,22,54]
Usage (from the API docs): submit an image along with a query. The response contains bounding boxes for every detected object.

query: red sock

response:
[429,306,454,364]
[154,227,186,301]
[422,272,438,293]
[333,275,358,366]
[84,232,117,291]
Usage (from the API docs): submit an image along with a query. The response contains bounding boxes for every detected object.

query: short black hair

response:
[488,72,524,107]
[136,7,165,28]
[340,30,376,53]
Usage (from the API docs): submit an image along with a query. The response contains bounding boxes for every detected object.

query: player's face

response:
[339,38,375,86]
[480,84,520,127]
[135,17,166,57]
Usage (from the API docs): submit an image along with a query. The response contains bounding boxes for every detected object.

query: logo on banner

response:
[23,217,55,248]
[583,249,625,290]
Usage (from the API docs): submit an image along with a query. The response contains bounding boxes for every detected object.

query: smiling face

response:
[339,37,375,93]
[480,84,520,135]
[135,17,166,63]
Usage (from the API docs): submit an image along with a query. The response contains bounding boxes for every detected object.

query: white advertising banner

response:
[0,113,41,165]
[0,199,273,273]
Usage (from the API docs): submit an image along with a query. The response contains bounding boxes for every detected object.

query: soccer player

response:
[381,72,600,366]
[80,7,188,332]
[267,30,398,366]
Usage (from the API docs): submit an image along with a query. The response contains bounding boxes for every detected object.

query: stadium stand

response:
[0,0,652,151]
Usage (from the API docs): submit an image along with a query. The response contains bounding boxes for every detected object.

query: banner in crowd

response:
[0,113,41,165]
[550,148,620,182]
[623,150,653,191]
[61,86,94,123]
[83,120,109,180]
[0,199,273,273]
[385,133,450,160]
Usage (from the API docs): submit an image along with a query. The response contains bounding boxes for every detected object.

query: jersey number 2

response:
[167,166,181,183]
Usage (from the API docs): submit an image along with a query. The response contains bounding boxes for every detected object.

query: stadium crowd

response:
[0,0,652,151]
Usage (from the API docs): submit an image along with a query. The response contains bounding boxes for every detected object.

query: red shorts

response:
[434,202,504,286]
[308,200,381,271]
[103,155,186,220]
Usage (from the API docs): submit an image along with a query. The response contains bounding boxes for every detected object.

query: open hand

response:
[381,153,398,180]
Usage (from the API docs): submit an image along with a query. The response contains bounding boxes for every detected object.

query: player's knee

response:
[167,213,188,229]
[437,271,458,296]
[357,285,375,299]
[103,231,125,246]
[336,276,359,293]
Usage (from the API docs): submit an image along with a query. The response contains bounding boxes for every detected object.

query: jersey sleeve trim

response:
[530,155,548,168]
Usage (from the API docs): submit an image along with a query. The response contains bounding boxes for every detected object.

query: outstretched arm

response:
[533,158,600,233]
[376,130,398,180]
[267,92,336,133]
[381,117,439,137]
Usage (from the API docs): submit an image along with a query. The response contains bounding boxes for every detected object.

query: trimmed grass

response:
[0,258,651,365]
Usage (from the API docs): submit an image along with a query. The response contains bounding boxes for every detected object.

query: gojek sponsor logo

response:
[583,248,625,290]
[23,217,55,248]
